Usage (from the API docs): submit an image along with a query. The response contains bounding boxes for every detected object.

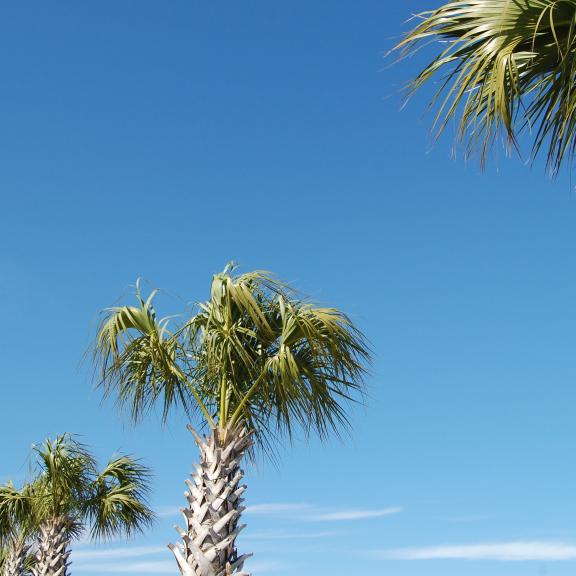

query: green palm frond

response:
[31,434,154,542]
[87,456,154,540]
[395,0,576,174]
[32,434,96,523]
[0,482,36,542]
[93,265,371,457]
[94,283,206,424]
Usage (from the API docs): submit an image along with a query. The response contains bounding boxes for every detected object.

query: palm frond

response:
[0,482,36,542]
[32,435,96,522]
[86,456,154,540]
[394,0,576,174]
[93,285,205,423]
[31,435,154,543]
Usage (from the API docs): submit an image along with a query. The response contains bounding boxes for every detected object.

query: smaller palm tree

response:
[29,434,154,576]
[0,545,36,576]
[0,481,38,576]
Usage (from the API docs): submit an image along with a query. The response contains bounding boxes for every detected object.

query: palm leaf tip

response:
[393,0,576,174]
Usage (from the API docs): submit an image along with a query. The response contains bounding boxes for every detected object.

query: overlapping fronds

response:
[395,0,576,174]
[93,264,371,457]
[94,282,200,423]
[31,434,154,542]
[87,456,154,540]
[0,482,37,542]
[32,434,97,528]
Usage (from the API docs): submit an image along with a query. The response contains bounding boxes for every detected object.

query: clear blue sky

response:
[2,1,576,575]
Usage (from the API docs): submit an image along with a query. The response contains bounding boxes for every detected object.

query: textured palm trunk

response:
[169,426,252,576]
[32,519,70,576]
[2,539,30,576]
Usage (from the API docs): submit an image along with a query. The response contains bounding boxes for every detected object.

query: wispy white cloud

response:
[375,541,576,562]
[155,505,181,518]
[244,502,403,522]
[245,503,311,515]
[308,507,403,522]
[242,529,341,541]
[74,560,174,573]
[73,546,167,561]
[75,559,282,574]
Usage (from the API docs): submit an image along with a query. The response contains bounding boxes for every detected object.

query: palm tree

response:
[93,265,370,576]
[29,434,154,576]
[0,545,35,576]
[394,0,576,175]
[0,481,37,576]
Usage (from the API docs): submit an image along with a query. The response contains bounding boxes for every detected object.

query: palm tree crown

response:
[0,482,36,544]
[31,434,154,540]
[94,265,370,454]
[0,481,38,576]
[395,0,576,174]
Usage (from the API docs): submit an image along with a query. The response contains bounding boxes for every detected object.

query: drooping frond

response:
[226,298,369,444]
[86,456,154,540]
[395,0,576,175]
[93,284,205,424]
[0,482,36,542]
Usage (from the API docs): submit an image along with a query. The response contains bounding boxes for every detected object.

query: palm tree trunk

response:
[2,539,30,576]
[32,519,70,576]
[168,426,252,576]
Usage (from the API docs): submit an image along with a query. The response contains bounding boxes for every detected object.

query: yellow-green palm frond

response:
[32,435,97,531]
[188,265,370,453]
[94,282,205,424]
[395,0,576,174]
[229,298,369,444]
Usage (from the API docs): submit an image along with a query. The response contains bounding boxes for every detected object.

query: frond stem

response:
[172,365,215,429]
[227,370,268,430]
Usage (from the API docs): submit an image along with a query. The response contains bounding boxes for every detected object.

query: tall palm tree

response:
[93,265,370,576]
[0,481,37,576]
[394,0,576,174]
[29,434,154,576]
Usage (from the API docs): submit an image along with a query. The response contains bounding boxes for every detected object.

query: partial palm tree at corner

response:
[30,434,154,576]
[0,481,38,576]
[93,264,370,576]
[394,0,576,175]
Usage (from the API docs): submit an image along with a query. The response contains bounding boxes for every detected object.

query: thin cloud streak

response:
[74,561,174,573]
[245,503,311,515]
[73,546,167,560]
[75,560,282,574]
[155,505,181,518]
[242,529,341,541]
[244,502,403,522]
[376,541,576,562]
[309,506,403,521]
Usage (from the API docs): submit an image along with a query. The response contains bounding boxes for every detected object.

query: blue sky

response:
[2,1,576,575]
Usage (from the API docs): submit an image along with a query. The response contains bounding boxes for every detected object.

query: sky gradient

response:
[2,1,576,575]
